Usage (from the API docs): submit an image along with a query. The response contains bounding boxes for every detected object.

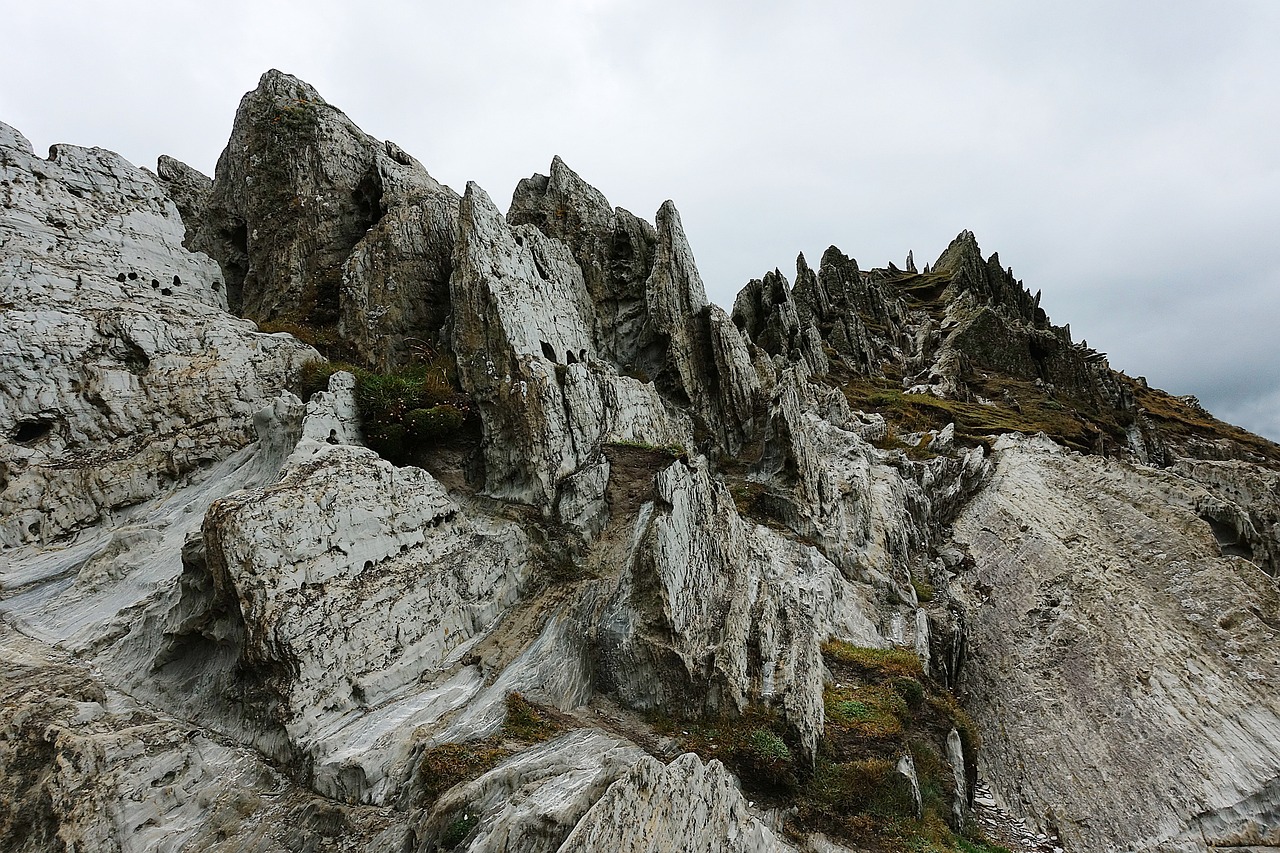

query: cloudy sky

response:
[4,1,1278,439]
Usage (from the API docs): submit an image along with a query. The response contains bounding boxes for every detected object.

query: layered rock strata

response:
[3,70,1279,853]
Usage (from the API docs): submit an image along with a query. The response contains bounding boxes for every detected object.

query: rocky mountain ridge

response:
[1,70,1278,852]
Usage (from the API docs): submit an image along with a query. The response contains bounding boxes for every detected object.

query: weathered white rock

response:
[646,201,762,455]
[946,728,969,828]
[1173,457,1280,576]
[732,268,828,376]
[0,118,314,667]
[7,72,1280,853]
[953,435,1280,852]
[452,181,689,514]
[0,119,314,551]
[754,370,988,609]
[200,419,531,798]
[0,625,412,853]
[507,156,659,373]
[597,455,887,760]
[556,752,797,853]
[793,248,905,376]
[416,729,647,853]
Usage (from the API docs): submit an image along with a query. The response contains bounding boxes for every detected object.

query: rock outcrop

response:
[952,435,1280,851]
[558,753,796,853]
[451,181,689,515]
[193,70,458,369]
[0,118,312,644]
[151,154,211,248]
[4,72,1280,853]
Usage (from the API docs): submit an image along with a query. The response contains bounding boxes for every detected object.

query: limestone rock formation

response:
[451,181,689,514]
[0,118,312,556]
[4,72,1280,853]
[558,753,796,853]
[507,155,659,372]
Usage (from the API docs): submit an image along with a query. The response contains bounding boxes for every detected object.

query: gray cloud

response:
[3,0,1276,439]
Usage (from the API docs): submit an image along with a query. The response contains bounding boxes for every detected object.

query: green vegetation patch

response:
[788,644,993,851]
[647,644,993,851]
[649,705,800,793]
[840,373,1127,454]
[270,98,319,135]
[440,812,478,849]
[604,438,688,460]
[295,355,472,465]
[822,641,924,679]
[258,320,356,363]
[1128,378,1280,467]
[889,271,955,320]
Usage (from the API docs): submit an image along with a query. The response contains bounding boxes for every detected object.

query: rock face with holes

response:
[4,71,1280,853]
[0,118,313,552]
[451,180,690,517]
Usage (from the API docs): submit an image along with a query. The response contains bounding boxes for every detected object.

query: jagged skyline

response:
[3,0,1277,439]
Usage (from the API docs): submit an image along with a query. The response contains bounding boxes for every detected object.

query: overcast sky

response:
[4,1,1278,440]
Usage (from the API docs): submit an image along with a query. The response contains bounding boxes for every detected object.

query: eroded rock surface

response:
[953,436,1280,851]
[193,70,458,369]
[558,752,796,853]
[4,72,1280,853]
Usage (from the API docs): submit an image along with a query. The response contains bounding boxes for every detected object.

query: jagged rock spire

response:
[508,156,659,372]
[193,70,457,369]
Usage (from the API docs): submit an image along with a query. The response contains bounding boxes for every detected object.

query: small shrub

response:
[622,364,651,384]
[803,758,915,818]
[258,320,352,362]
[606,439,687,459]
[750,728,793,762]
[912,577,935,602]
[440,811,478,849]
[835,699,872,721]
[413,695,572,808]
[415,741,512,805]
[893,677,926,708]
[294,358,352,400]
[729,480,768,518]
[824,684,906,741]
[291,356,471,465]
[649,706,797,793]
[406,405,465,437]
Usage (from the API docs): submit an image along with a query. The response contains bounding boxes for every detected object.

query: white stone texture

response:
[556,751,797,853]
[953,435,1280,851]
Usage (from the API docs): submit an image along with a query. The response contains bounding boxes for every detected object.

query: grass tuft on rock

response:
[294,355,472,465]
[646,643,993,851]
[412,693,572,808]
